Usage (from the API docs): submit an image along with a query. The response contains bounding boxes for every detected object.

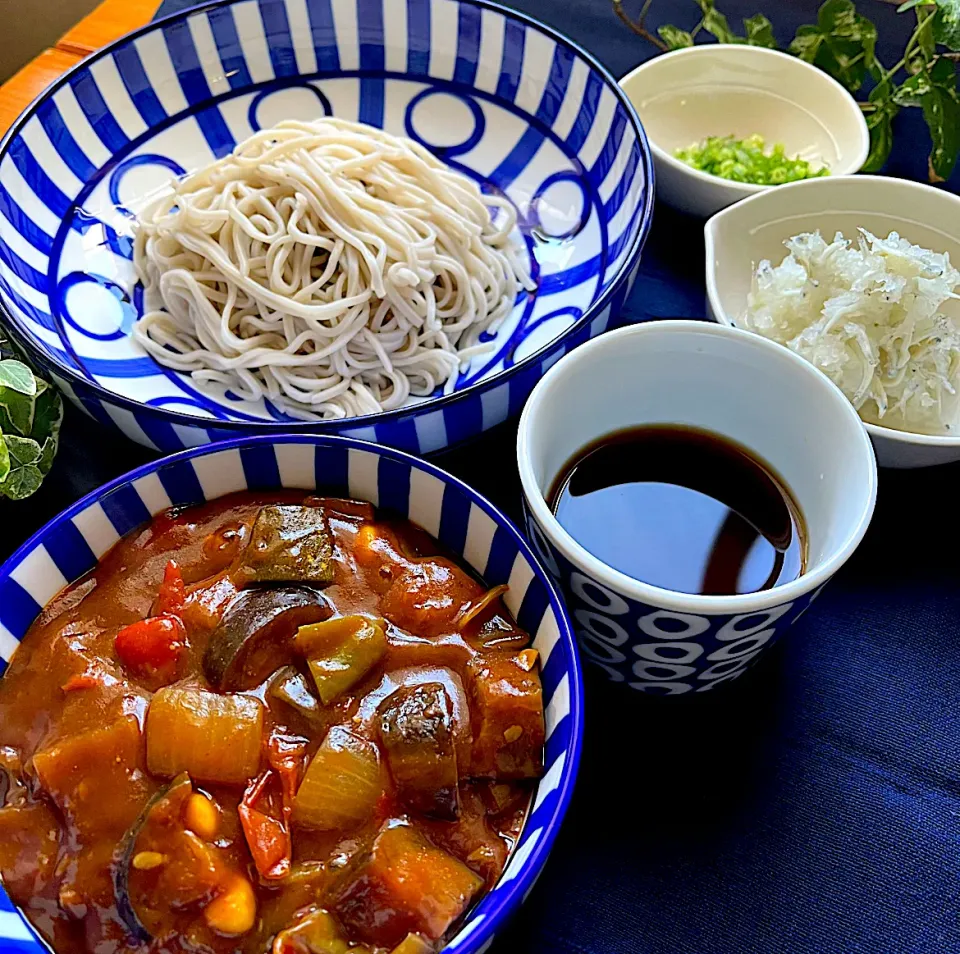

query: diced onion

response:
[293,726,381,830]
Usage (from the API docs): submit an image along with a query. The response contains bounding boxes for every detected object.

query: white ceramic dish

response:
[705,175,960,469]
[517,320,877,696]
[619,45,869,217]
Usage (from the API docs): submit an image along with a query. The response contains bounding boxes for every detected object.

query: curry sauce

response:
[0,493,544,954]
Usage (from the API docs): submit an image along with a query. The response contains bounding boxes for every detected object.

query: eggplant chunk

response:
[333,822,483,948]
[269,666,323,725]
[204,586,330,691]
[239,505,335,584]
[466,653,544,780]
[113,774,194,943]
[379,684,459,820]
[114,774,232,943]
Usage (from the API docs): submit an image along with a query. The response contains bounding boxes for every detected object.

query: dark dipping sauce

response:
[549,425,807,596]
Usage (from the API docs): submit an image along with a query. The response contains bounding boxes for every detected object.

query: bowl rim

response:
[0,0,655,436]
[618,43,870,196]
[516,319,878,615]
[704,174,960,448]
[0,431,585,954]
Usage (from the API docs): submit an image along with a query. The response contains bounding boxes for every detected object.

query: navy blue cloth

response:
[3,1,959,951]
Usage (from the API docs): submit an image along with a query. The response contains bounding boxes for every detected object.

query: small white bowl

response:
[619,45,870,217]
[705,174,960,468]
[517,321,877,696]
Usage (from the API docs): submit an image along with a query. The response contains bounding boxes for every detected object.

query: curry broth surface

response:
[0,493,538,954]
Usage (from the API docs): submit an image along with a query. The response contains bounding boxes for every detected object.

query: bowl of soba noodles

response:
[0,0,654,455]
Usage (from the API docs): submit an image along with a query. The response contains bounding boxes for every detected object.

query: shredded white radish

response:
[738,229,960,435]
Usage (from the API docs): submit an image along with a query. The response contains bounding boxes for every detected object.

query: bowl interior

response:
[0,435,582,954]
[0,0,649,427]
[707,176,960,328]
[620,46,866,176]
[519,322,876,604]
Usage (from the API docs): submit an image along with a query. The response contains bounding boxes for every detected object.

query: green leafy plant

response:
[613,0,960,181]
[0,339,62,500]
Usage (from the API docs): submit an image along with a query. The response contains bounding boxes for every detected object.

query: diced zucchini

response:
[333,822,483,947]
[379,684,459,820]
[466,653,544,780]
[293,726,381,831]
[294,616,387,704]
[238,505,334,584]
[146,687,263,785]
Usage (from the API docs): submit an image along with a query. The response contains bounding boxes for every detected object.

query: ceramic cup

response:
[517,321,878,697]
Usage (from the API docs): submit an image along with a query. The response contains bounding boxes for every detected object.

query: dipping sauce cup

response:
[517,321,877,697]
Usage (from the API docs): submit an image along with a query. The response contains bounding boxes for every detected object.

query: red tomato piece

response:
[155,560,186,617]
[60,673,101,693]
[239,771,291,881]
[115,614,187,682]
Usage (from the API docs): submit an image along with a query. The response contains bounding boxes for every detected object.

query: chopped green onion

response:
[673,134,829,185]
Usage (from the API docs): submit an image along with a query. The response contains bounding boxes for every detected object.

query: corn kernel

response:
[516,649,539,672]
[185,792,219,840]
[204,875,257,937]
[131,851,166,871]
[503,725,523,744]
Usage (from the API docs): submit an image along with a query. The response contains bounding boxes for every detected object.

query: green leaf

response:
[862,80,900,172]
[934,0,960,50]
[0,464,43,501]
[0,339,62,498]
[0,359,36,396]
[701,6,741,43]
[31,383,63,447]
[0,437,9,486]
[0,434,44,501]
[789,24,824,63]
[897,0,932,12]
[921,81,960,180]
[744,13,777,48]
[917,4,937,59]
[894,69,934,106]
[5,435,41,467]
[37,435,57,478]
[657,24,694,50]
[790,0,877,93]
[0,386,34,436]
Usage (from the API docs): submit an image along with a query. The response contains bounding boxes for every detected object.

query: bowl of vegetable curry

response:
[0,436,582,954]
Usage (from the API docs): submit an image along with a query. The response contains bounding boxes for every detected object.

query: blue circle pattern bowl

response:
[523,505,829,697]
[0,0,653,455]
[0,434,584,953]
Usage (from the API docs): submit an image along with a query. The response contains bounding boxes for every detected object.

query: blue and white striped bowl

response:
[0,434,583,954]
[0,0,653,456]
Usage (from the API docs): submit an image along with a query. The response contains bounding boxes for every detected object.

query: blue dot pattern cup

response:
[517,321,878,698]
[524,500,826,695]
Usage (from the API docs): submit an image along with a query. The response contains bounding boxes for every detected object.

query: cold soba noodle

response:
[133,118,534,420]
